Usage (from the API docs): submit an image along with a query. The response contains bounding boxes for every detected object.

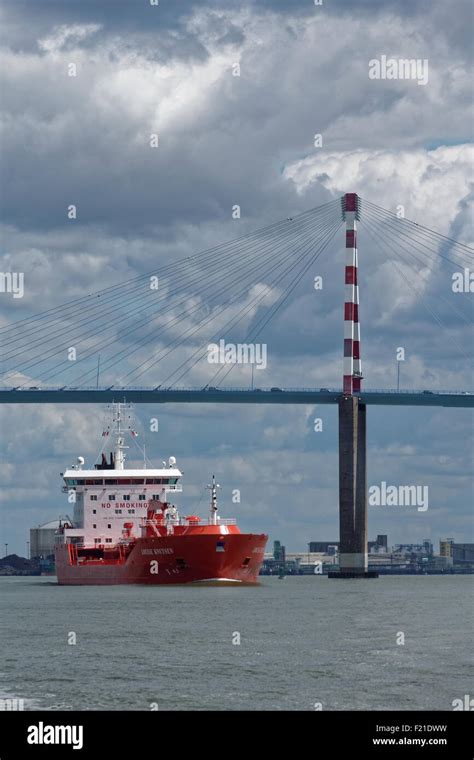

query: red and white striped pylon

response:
[342,193,362,394]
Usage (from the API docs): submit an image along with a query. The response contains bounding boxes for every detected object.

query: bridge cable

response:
[115,218,342,387]
[360,197,474,257]
[1,203,340,355]
[0,198,341,334]
[27,212,342,386]
[361,207,472,326]
[360,218,472,363]
[5,209,341,381]
[165,221,342,388]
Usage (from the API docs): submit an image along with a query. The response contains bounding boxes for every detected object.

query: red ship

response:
[55,403,267,585]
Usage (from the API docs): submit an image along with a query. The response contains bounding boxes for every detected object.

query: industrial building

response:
[440,538,454,559]
[452,543,474,565]
[29,520,60,560]
[437,539,474,567]
[368,534,389,552]
[262,535,474,576]
[309,541,338,554]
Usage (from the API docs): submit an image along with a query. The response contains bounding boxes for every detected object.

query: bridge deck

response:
[0,388,472,407]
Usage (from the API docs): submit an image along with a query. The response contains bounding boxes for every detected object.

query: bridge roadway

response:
[0,387,472,407]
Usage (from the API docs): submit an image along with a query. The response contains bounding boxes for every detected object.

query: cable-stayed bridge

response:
[1,193,472,577]
[2,194,471,398]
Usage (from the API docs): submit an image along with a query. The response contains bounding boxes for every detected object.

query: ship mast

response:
[112,402,129,470]
[207,475,220,525]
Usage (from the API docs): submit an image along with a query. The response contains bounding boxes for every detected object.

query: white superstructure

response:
[60,403,182,547]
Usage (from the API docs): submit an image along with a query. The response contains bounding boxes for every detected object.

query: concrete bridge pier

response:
[329,395,378,578]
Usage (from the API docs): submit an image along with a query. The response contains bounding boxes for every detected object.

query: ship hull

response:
[55,532,267,585]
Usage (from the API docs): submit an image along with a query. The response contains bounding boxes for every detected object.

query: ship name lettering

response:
[141,548,173,556]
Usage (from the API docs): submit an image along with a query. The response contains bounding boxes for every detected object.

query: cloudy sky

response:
[0,0,472,555]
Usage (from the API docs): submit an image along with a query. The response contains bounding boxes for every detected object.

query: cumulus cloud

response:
[283,145,474,239]
[38,23,102,54]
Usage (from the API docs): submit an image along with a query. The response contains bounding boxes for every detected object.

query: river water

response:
[0,575,472,711]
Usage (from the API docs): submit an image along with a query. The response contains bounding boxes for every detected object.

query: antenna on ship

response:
[112,401,130,470]
[207,475,221,526]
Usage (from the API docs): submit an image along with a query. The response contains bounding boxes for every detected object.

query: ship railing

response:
[60,485,183,494]
[141,517,237,526]
[61,541,132,549]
